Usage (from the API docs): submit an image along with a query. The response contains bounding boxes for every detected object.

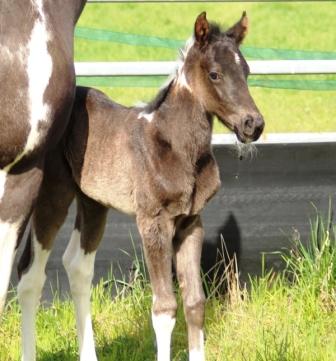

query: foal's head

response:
[181,12,264,143]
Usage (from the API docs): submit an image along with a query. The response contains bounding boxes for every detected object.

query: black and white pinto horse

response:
[0,0,86,358]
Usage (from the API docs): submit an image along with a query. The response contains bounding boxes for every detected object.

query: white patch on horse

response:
[175,37,194,92]
[6,0,52,171]
[152,312,176,361]
[0,170,7,202]
[234,52,241,65]
[25,0,53,153]
[138,111,155,123]
[18,229,51,361]
[175,64,191,91]
[175,65,192,92]
[0,220,21,313]
[63,230,98,361]
[189,329,205,361]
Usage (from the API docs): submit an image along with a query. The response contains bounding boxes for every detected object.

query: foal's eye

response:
[209,72,219,81]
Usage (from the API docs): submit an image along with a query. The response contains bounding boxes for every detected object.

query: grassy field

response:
[74,2,336,133]
[1,211,336,360]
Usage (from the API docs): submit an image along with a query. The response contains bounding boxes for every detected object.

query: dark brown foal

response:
[17,12,264,361]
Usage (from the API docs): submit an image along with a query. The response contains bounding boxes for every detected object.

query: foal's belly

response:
[78,157,136,215]
[81,178,135,215]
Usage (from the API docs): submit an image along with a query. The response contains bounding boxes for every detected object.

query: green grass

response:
[74,2,336,133]
[1,208,336,360]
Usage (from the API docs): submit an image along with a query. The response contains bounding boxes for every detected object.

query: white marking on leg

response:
[0,170,7,202]
[189,330,205,361]
[18,229,50,361]
[63,230,98,361]
[0,220,21,313]
[152,312,176,361]
[62,229,81,271]
[138,110,155,123]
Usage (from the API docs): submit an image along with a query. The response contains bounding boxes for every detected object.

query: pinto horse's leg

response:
[174,215,206,361]
[17,150,75,361]
[137,212,177,361]
[0,162,43,315]
[63,192,108,361]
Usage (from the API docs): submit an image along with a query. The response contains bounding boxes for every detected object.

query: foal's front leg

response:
[137,213,177,361]
[174,215,206,361]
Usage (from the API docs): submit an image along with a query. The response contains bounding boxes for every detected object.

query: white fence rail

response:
[212,133,336,145]
[87,0,334,3]
[75,60,336,76]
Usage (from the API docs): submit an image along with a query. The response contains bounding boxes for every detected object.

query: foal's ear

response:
[226,11,249,45]
[194,12,209,48]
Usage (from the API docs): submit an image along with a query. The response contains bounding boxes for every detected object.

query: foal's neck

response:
[154,79,213,161]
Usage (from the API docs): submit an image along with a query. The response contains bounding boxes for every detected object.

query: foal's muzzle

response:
[239,113,264,143]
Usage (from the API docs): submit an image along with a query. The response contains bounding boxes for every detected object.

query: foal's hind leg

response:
[136,212,177,361]
[17,151,75,361]
[174,215,206,361]
[63,192,108,361]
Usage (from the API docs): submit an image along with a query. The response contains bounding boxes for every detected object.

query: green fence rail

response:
[75,26,336,60]
[75,26,336,90]
[76,76,336,91]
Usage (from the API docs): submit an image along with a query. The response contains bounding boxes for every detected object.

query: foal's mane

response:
[142,23,224,114]
[143,79,174,114]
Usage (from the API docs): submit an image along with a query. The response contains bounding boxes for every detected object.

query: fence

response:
[75,60,336,76]
[76,1,336,92]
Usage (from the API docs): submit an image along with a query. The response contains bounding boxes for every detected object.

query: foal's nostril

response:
[242,114,264,140]
[243,115,254,130]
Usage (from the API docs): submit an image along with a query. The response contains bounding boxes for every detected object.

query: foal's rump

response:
[64,87,136,214]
